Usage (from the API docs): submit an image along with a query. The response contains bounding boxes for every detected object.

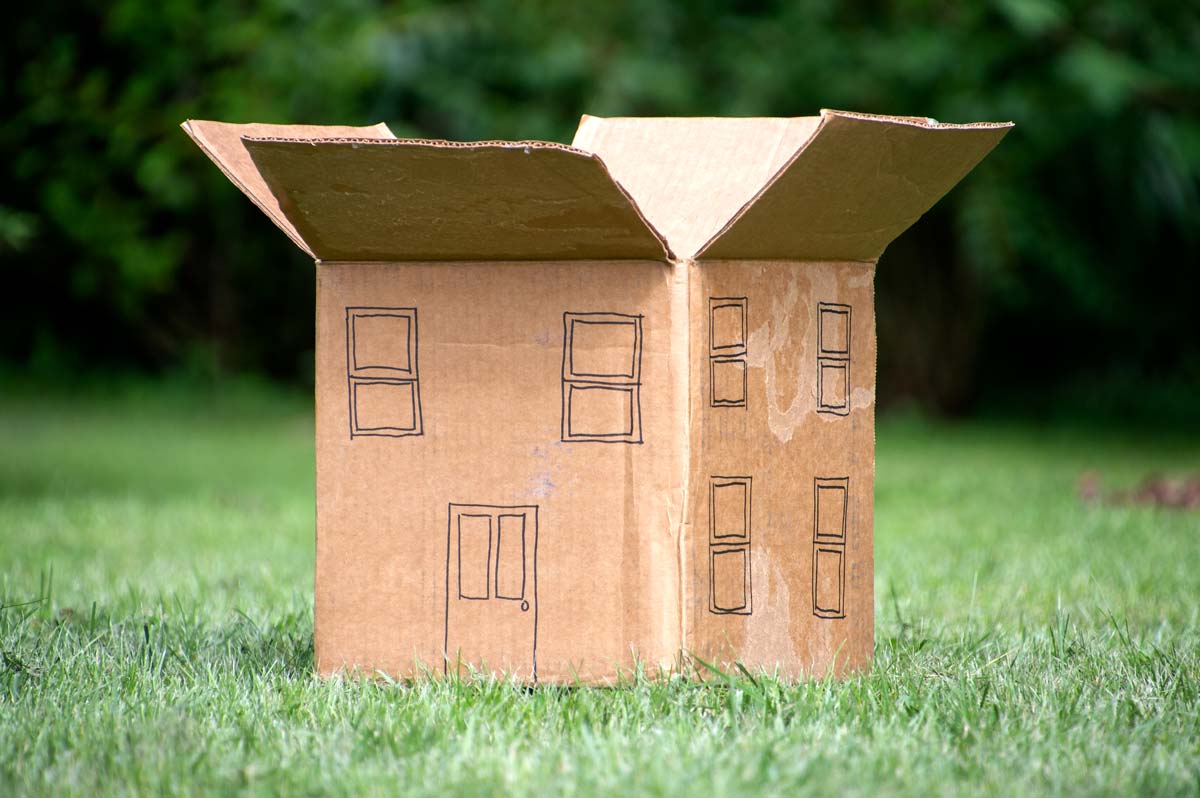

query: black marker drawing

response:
[709,297,748,408]
[812,476,848,619]
[445,503,539,680]
[456,513,492,600]
[709,475,752,615]
[346,307,423,438]
[561,312,644,443]
[816,302,851,416]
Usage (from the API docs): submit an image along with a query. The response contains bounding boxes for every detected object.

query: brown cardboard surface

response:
[184,109,1010,684]
[243,139,671,262]
[684,260,876,676]
[696,110,1013,261]
[181,120,394,257]
[571,116,821,259]
[316,261,685,683]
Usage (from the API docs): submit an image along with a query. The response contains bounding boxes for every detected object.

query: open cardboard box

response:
[184,109,1012,683]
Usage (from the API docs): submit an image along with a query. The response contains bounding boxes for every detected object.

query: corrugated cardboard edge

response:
[244,135,590,151]
[181,120,395,258]
[694,109,1015,262]
[239,136,675,262]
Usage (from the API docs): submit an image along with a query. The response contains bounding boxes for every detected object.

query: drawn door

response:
[444,503,539,680]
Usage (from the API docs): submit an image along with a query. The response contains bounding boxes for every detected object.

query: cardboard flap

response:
[241,138,671,262]
[181,120,395,257]
[572,115,822,259]
[696,110,1014,262]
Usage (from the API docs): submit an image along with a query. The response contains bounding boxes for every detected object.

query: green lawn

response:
[2,382,1198,797]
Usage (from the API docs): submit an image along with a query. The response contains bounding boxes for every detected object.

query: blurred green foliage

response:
[2,0,1198,411]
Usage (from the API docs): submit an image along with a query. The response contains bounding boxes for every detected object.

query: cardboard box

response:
[183,109,1012,683]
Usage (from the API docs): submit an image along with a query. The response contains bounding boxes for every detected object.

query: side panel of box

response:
[684,259,876,677]
[314,260,683,683]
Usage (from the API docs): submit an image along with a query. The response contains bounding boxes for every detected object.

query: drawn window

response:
[812,476,848,619]
[347,307,423,438]
[711,548,749,613]
[709,476,752,615]
[813,548,844,616]
[711,478,750,542]
[561,312,643,443]
[816,302,850,417]
[710,297,747,408]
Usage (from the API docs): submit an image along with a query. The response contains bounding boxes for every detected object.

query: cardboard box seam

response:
[673,258,694,667]
[690,112,835,259]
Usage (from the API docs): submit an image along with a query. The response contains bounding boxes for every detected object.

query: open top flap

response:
[181,120,395,257]
[240,138,671,262]
[696,110,1014,262]
[572,115,821,259]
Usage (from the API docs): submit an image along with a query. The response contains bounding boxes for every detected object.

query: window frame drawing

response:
[709,297,748,408]
[816,302,851,417]
[708,475,753,615]
[812,476,848,619]
[346,306,423,438]
[561,311,644,444]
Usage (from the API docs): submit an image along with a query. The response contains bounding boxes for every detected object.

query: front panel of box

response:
[314,260,684,683]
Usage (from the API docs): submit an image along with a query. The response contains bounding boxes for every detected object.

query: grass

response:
[1,380,1198,797]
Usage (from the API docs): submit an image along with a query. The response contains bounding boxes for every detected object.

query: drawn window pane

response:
[710,300,746,353]
[352,313,413,372]
[818,359,849,413]
[352,381,417,432]
[457,514,492,600]
[569,319,638,379]
[815,481,847,542]
[567,385,635,438]
[711,479,749,542]
[813,548,844,617]
[711,358,747,407]
[711,548,749,612]
[818,304,850,356]
[495,514,526,601]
